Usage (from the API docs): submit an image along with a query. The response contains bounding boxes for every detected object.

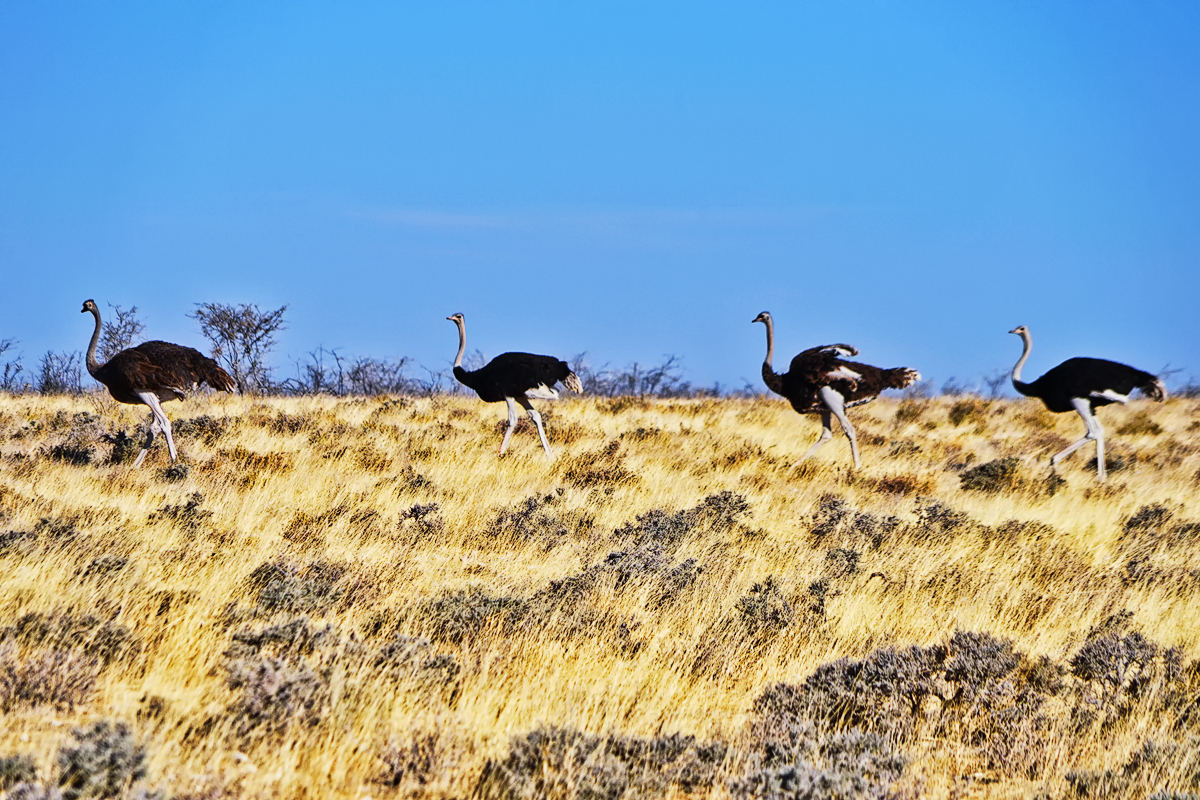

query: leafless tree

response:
[282,346,346,395]
[982,370,1009,399]
[345,356,415,395]
[0,339,24,392]
[98,303,146,363]
[37,351,83,395]
[189,302,287,394]
[940,376,974,396]
[282,347,425,396]
[570,353,715,398]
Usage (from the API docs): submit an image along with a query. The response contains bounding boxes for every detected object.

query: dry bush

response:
[0,645,98,711]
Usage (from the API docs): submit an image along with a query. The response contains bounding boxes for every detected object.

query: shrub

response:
[474,725,720,800]
[486,492,589,547]
[730,729,906,800]
[33,517,82,547]
[56,720,147,800]
[246,559,346,616]
[1124,504,1175,537]
[895,401,924,423]
[613,491,751,553]
[910,499,973,543]
[172,415,228,444]
[736,577,794,637]
[755,643,948,741]
[2,612,137,666]
[0,646,98,712]
[80,556,128,580]
[949,398,988,427]
[822,549,860,579]
[224,656,328,737]
[150,493,212,531]
[0,531,38,557]
[374,634,461,693]
[101,430,142,465]
[225,618,339,660]
[1067,737,1200,799]
[45,443,94,466]
[808,495,851,540]
[1117,412,1163,436]
[416,586,528,645]
[562,442,638,490]
[5,782,64,800]
[943,630,1020,693]
[160,464,189,482]
[0,754,37,790]
[1070,631,1158,695]
[377,732,446,791]
[959,457,1020,493]
[399,503,445,538]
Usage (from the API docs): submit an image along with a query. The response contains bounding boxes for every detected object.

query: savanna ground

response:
[0,390,1198,799]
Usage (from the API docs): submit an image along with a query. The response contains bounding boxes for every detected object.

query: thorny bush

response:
[56,720,148,800]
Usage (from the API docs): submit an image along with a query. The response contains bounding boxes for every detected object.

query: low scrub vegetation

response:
[0,392,1198,798]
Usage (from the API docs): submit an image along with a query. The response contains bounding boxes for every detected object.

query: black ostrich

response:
[1009,325,1166,482]
[82,299,236,467]
[753,311,920,468]
[447,313,582,459]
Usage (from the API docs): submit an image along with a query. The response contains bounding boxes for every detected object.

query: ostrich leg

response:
[498,397,519,456]
[799,409,834,465]
[1051,398,1104,479]
[137,392,177,463]
[820,385,861,469]
[518,397,554,460]
[133,411,160,468]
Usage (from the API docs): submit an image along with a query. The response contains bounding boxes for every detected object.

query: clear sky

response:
[2,2,1198,392]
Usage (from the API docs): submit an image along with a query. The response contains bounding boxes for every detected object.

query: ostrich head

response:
[752,311,771,325]
[1009,325,1030,337]
[81,299,98,314]
[446,313,465,325]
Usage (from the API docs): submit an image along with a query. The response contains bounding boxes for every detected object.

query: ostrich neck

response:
[1011,332,1033,393]
[762,318,775,371]
[85,307,103,376]
[453,321,467,368]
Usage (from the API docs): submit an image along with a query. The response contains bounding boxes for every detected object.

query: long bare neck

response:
[453,320,467,368]
[761,317,775,371]
[1011,331,1033,393]
[85,306,103,375]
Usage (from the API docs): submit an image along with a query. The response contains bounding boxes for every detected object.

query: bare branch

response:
[190,303,287,394]
[98,304,146,363]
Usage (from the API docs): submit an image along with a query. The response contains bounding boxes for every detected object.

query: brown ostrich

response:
[82,299,235,467]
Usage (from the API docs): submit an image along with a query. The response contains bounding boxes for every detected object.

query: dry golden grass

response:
[1,391,1198,798]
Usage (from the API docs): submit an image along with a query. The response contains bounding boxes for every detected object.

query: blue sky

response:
[2,2,1198,391]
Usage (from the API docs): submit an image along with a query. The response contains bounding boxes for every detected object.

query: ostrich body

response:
[447,313,582,459]
[753,311,920,468]
[1009,325,1166,482]
[82,299,236,467]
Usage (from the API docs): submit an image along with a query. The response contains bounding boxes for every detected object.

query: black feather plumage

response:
[454,353,578,403]
[1014,357,1164,413]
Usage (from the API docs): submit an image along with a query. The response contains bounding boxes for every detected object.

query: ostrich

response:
[753,311,920,468]
[82,299,236,467]
[447,313,582,460]
[1009,325,1166,482]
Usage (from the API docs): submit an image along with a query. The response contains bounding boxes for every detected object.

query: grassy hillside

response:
[0,391,1197,799]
